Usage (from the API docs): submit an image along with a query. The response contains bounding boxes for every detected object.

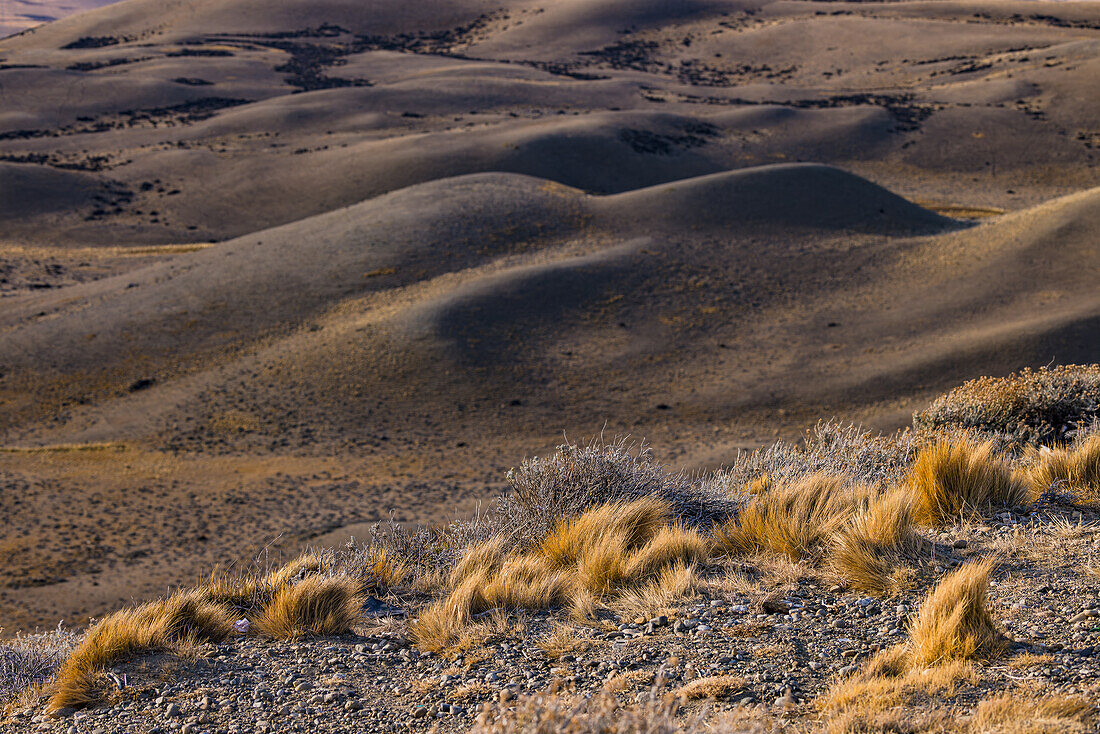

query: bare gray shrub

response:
[337,508,501,583]
[339,438,738,580]
[0,625,78,708]
[497,437,740,544]
[703,421,924,496]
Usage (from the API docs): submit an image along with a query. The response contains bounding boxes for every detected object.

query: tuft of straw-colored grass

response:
[413,499,710,652]
[908,558,1006,666]
[907,439,1029,525]
[970,693,1094,733]
[449,536,507,589]
[538,497,671,569]
[676,675,748,701]
[266,553,324,587]
[818,654,975,715]
[362,546,410,589]
[1028,435,1100,506]
[714,473,874,561]
[831,488,923,595]
[482,556,575,611]
[199,553,328,613]
[253,575,362,640]
[818,559,1007,726]
[611,562,701,620]
[409,599,470,654]
[48,591,233,711]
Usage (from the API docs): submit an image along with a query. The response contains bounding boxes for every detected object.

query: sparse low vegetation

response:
[6,366,1100,731]
[411,498,710,652]
[253,575,362,640]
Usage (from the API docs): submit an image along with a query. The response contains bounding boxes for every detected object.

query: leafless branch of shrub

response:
[0,625,78,711]
[705,421,925,496]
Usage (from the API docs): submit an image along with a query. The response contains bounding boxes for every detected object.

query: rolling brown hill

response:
[0,0,1098,632]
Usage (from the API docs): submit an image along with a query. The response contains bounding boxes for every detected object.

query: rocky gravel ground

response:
[6,507,1100,734]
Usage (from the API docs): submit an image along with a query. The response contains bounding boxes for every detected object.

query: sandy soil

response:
[1,0,1098,633]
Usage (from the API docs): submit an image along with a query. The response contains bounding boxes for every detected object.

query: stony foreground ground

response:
[8,505,1100,734]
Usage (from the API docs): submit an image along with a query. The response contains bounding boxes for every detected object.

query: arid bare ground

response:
[1,0,1099,633]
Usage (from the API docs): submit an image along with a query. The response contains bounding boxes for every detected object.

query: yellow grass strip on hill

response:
[0,443,127,454]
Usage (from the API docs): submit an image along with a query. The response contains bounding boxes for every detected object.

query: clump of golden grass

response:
[612,562,701,620]
[825,707,956,734]
[1028,435,1100,506]
[48,591,234,711]
[412,498,709,652]
[357,545,411,590]
[818,651,975,716]
[818,560,1005,727]
[253,575,362,640]
[830,488,923,594]
[713,474,874,561]
[198,553,328,612]
[908,558,1006,666]
[970,693,1094,734]
[538,497,672,570]
[908,439,1029,525]
[266,553,324,587]
[676,675,748,701]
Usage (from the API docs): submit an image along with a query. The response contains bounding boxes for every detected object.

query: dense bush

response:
[913,365,1100,444]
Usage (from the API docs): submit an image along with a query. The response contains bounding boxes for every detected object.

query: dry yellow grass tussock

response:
[362,546,410,589]
[413,499,708,652]
[409,599,471,654]
[714,473,874,561]
[676,675,748,701]
[831,488,922,595]
[819,560,1005,725]
[198,554,328,613]
[818,654,975,715]
[970,693,1094,734]
[908,558,1005,667]
[449,536,508,589]
[253,575,362,640]
[199,571,273,612]
[482,556,576,611]
[266,553,324,587]
[537,497,671,569]
[1029,435,1100,506]
[48,591,234,711]
[908,439,1029,525]
[825,709,956,734]
[612,562,701,620]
